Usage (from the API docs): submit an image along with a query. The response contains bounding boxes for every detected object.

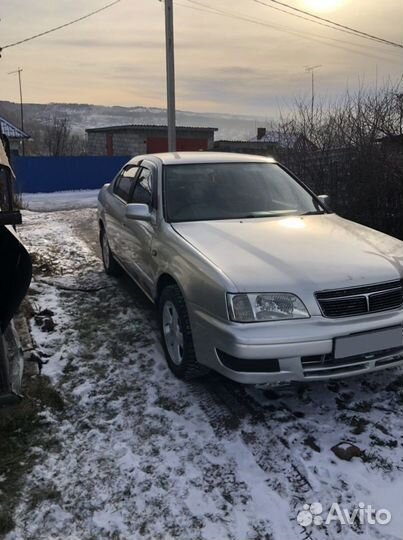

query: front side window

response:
[131,167,153,207]
[164,162,323,222]
[114,166,138,202]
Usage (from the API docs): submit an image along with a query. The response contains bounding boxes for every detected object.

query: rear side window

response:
[131,167,153,207]
[114,166,138,202]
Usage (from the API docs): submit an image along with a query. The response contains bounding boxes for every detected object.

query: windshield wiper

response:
[238,210,298,219]
[300,210,326,215]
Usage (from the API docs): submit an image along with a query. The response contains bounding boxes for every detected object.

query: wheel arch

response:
[99,219,105,242]
[156,273,183,302]
[157,272,210,380]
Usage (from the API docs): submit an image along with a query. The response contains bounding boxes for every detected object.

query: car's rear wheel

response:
[159,284,209,380]
[100,228,121,277]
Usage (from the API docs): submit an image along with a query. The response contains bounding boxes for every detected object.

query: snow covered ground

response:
[5,204,403,540]
[22,190,99,212]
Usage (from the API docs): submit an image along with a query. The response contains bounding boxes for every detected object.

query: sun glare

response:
[304,0,344,12]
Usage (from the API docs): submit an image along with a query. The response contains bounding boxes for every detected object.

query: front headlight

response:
[227,293,310,322]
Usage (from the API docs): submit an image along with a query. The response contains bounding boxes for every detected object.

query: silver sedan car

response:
[98,152,403,383]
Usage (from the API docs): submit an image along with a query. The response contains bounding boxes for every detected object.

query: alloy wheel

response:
[162,300,184,366]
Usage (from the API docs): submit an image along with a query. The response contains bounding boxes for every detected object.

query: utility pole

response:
[8,67,25,155]
[305,65,321,120]
[163,0,176,152]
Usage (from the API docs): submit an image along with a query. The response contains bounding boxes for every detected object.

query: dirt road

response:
[4,206,403,540]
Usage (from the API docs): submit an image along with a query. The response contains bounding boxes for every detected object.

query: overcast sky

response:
[1,0,402,117]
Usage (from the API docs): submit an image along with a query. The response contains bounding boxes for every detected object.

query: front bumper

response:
[190,306,403,384]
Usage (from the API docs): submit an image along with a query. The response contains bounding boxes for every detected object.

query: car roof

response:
[127,151,276,166]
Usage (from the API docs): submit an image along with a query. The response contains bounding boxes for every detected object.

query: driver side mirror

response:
[125,203,151,222]
[318,194,331,211]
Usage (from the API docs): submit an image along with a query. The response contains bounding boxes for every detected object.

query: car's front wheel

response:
[100,228,121,277]
[159,284,209,380]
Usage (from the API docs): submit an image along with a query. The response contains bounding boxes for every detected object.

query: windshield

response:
[164,162,324,223]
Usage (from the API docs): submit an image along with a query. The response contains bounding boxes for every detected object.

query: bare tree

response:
[272,80,403,239]
[44,117,70,156]
[41,116,86,156]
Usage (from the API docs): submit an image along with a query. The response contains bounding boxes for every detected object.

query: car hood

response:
[172,214,403,294]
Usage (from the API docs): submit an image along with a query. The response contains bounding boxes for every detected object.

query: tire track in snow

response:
[192,377,327,540]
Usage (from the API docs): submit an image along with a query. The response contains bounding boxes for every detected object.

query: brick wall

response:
[87,128,215,156]
[113,132,147,156]
[87,133,107,156]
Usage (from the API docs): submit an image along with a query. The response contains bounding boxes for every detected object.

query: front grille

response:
[316,280,403,318]
[369,289,403,312]
[301,346,403,378]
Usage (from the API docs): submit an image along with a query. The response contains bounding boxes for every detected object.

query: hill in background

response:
[0,101,266,142]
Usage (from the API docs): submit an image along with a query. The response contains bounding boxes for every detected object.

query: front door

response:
[105,165,139,268]
[124,163,157,296]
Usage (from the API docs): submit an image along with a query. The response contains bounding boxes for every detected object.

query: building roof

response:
[127,151,276,166]
[0,117,30,139]
[86,124,218,133]
[249,130,299,147]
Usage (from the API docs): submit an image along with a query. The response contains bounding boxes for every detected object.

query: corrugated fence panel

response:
[12,156,131,193]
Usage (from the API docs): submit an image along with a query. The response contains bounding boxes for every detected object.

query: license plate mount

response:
[334,326,403,360]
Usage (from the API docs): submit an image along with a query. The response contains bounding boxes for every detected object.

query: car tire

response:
[100,228,121,277]
[159,284,210,380]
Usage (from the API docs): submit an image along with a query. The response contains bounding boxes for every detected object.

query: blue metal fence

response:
[12,156,130,193]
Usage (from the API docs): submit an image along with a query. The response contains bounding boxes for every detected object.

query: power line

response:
[259,0,403,47]
[178,0,401,62]
[181,0,401,61]
[253,0,403,49]
[183,0,393,52]
[0,0,121,54]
